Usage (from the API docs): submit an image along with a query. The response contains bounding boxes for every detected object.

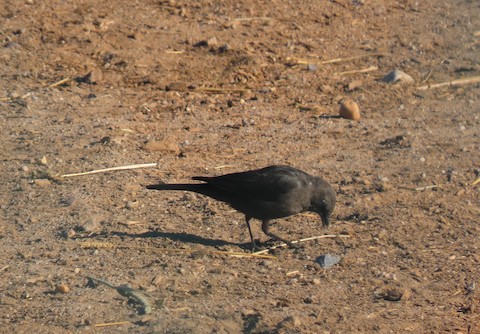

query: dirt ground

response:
[1,0,479,333]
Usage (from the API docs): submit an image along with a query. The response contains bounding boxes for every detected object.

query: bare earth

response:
[1,0,479,333]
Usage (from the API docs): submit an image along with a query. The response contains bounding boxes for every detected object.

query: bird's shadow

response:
[110,230,253,250]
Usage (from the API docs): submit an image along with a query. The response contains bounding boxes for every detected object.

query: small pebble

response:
[278,315,302,328]
[34,179,51,187]
[125,201,139,209]
[304,296,314,304]
[339,99,361,120]
[316,254,341,268]
[382,69,414,84]
[80,218,101,232]
[55,284,70,294]
[83,69,102,84]
[259,260,272,267]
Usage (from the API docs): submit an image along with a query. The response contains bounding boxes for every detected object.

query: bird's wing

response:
[193,166,309,201]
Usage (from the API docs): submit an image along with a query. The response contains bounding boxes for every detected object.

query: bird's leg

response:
[261,220,296,248]
[245,216,258,250]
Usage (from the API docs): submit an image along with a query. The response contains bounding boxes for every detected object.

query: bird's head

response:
[310,179,336,227]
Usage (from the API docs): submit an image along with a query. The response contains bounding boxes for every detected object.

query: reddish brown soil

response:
[1,0,479,333]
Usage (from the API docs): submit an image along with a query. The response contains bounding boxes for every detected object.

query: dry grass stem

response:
[399,185,439,191]
[79,241,277,259]
[335,65,378,76]
[417,75,480,90]
[233,17,274,22]
[47,78,72,88]
[94,321,131,327]
[252,234,351,255]
[196,87,250,93]
[472,177,480,187]
[61,163,158,178]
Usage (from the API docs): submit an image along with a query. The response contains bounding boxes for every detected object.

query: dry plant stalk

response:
[286,53,384,66]
[233,16,274,22]
[335,66,378,76]
[196,87,250,93]
[94,321,131,328]
[252,234,351,255]
[48,78,72,88]
[399,185,439,191]
[79,241,276,259]
[417,75,480,90]
[61,163,157,178]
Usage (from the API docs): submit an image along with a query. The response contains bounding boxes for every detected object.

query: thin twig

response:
[61,163,157,178]
[213,165,235,170]
[321,53,385,64]
[472,177,480,187]
[252,234,351,255]
[335,66,378,76]
[286,53,384,66]
[196,87,250,93]
[417,75,480,90]
[94,322,131,328]
[399,185,439,191]
[47,78,72,88]
[79,241,277,259]
[233,17,274,22]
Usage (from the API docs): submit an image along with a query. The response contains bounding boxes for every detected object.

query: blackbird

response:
[146,165,336,249]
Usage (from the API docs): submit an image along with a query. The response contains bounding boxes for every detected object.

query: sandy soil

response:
[1,0,479,333]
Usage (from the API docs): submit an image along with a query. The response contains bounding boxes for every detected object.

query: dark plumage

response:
[146,165,336,249]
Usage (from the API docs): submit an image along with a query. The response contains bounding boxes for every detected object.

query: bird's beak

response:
[320,212,330,227]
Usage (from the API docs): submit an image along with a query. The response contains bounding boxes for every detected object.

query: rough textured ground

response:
[1,0,479,333]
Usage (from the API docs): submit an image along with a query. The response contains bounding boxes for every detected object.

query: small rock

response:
[278,315,302,329]
[382,69,414,84]
[125,201,139,210]
[382,287,411,302]
[55,284,70,294]
[206,37,218,47]
[83,69,102,84]
[304,296,314,304]
[347,79,363,91]
[316,254,341,268]
[144,140,181,155]
[38,156,48,165]
[339,99,361,120]
[401,288,412,301]
[320,85,334,93]
[34,179,51,187]
[80,218,101,233]
[194,37,218,48]
[62,228,76,239]
[259,260,272,267]
[307,63,317,71]
[165,82,187,91]
[312,278,321,285]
